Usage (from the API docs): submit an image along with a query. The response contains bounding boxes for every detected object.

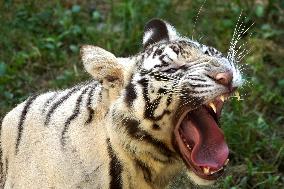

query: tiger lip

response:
[173,93,230,180]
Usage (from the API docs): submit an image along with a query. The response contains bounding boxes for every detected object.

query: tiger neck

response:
[108,130,182,189]
[106,108,182,188]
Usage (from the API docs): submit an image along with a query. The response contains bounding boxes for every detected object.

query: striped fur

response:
[0,19,243,188]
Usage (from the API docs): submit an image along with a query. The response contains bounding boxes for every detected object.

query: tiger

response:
[0,18,243,189]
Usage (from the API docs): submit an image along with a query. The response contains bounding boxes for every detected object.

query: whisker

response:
[192,0,207,40]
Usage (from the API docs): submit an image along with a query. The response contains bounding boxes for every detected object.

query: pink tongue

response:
[182,107,229,169]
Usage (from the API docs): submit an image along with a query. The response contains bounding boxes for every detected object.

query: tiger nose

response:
[214,71,233,87]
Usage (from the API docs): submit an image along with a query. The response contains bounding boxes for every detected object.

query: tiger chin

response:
[1,19,243,188]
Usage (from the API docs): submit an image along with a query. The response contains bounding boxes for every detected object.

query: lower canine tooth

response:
[224,159,229,165]
[203,167,210,174]
[209,102,217,113]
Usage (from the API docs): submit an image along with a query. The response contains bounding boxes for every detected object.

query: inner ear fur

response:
[80,45,124,85]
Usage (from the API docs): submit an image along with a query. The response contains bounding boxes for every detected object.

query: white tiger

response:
[0,19,243,189]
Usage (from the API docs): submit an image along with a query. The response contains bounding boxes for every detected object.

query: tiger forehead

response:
[143,40,201,57]
[142,40,219,62]
[144,40,200,52]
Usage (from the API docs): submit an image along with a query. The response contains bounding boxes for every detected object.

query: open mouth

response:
[174,94,230,180]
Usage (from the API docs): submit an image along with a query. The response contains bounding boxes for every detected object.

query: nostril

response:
[215,72,233,86]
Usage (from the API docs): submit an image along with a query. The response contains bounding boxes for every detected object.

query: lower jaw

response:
[173,110,225,181]
[186,171,216,186]
[173,133,223,181]
[182,156,224,180]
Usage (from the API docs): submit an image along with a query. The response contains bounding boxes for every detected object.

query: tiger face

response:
[81,19,243,186]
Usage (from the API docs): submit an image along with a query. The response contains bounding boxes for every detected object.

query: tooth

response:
[209,102,217,113]
[186,144,191,150]
[224,159,229,165]
[203,167,210,174]
[210,167,224,175]
[220,95,225,102]
[217,166,224,171]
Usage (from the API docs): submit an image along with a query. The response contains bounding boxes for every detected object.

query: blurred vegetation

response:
[0,0,283,188]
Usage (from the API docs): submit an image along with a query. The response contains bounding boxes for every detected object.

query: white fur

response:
[1,19,243,188]
[143,30,154,46]
[187,171,215,186]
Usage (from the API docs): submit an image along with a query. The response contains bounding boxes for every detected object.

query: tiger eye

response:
[172,45,180,54]
[156,48,163,55]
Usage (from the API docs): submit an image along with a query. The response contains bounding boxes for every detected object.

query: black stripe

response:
[166,93,173,106]
[189,78,207,82]
[187,67,206,73]
[5,158,8,174]
[178,94,204,111]
[138,78,170,121]
[0,118,3,180]
[124,81,137,107]
[135,159,152,183]
[146,151,173,164]
[85,86,96,124]
[16,94,39,154]
[144,96,162,120]
[157,88,167,95]
[189,89,212,94]
[107,138,123,189]
[122,118,174,158]
[152,124,160,130]
[44,87,80,126]
[85,107,94,124]
[152,110,171,121]
[205,74,215,81]
[150,72,171,81]
[61,87,90,146]
[160,54,173,62]
[152,47,163,58]
[170,44,180,55]
[153,61,169,68]
[188,83,212,88]
[204,68,211,72]
[42,93,57,113]
[162,68,178,74]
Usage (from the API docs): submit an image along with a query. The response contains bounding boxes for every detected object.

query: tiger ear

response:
[80,45,124,87]
[143,18,179,48]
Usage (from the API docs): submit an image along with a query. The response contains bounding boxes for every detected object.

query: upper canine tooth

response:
[220,95,225,102]
[203,167,210,174]
[209,102,217,113]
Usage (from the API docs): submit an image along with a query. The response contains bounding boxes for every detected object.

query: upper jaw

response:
[173,93,231,124]
[205,93,230,120]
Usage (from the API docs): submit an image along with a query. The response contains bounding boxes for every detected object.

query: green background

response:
[0,0,283,188]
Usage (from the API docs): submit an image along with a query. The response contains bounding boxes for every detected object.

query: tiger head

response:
[81,19,243,186]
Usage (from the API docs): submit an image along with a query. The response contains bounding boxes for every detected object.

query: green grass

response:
[0,0,283,188]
